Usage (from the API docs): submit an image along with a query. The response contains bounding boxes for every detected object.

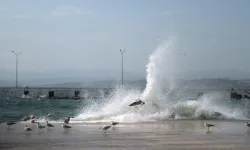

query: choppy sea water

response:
[0,98,90,122]
[1,88,250,123]
[1,39,250,124]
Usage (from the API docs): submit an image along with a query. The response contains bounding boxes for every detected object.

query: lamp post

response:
[12,51,22,88]
[120,49,125,89]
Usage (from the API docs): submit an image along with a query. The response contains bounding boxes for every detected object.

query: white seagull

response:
[46,121,55,127]
[204,121,215,132]
[62,123,71,129]
[31,119,36,124]
[245,122,250,128]
[37,122,46,129]
[99,125,111,133]
[111,121,119,126]
[63,117,72,124]
[24,125,32,131]
[6,121,16,126]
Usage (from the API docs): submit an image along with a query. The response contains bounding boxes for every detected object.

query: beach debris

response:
[99,125,111,133]
[24,125,32,131]
[245,122,250,127]
[46,121,55,127]
[111,121,119,126]
[62,123,72,128]
[204,121,215,132]
[129,99,145,107]
[37,122,46,129]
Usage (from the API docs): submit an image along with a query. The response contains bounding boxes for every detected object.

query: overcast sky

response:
[0,0,250,81]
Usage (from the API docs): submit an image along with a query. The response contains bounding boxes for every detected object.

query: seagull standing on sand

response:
[245,122,250,128]
[24,125,32,131]
[46,121,55,127]
[62,123,71,128]
[99,125,111,133]
[37,122,46,129]
[63,117,71,124]
[23,114,36,121]
[23,116,30,121]
[31,119,36,123]
[204,121,215,132]
[6,121,16,126]
[111,121,119,126]
[30,114,36,119]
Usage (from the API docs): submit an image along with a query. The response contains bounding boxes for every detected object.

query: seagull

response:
[22,116,30,121]
[204,121,215,132]
[63,117,71,124]
[46,121,55,127]
[245,122,250,127]
[24,125,32,131]
[30,114,36,119]
[31,119,36,123]
[62,123,71,129]
[37,122,46,129]
[23,114,36,121]
[6,121,16,126]
[99,125,111,133]
[111,121,119,126]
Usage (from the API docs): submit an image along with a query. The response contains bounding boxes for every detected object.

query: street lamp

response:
[120,49,125,89]
[12,51,22,88]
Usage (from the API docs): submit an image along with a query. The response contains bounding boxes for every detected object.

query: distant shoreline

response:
[2,78,250,89]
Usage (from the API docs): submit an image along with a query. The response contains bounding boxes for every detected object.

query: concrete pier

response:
[0,87,113,99]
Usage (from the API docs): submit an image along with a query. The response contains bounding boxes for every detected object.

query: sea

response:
[1,39,250,124]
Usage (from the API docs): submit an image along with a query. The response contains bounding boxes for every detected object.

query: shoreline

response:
[1,120,250,150]
[20,118,250,124]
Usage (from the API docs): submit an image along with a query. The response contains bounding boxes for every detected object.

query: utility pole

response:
[12,51,22,88]
[120,49,125,89]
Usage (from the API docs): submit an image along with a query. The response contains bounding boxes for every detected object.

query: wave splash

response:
[72,38,246,123]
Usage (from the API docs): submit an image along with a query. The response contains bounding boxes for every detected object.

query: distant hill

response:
[29,79,146,89]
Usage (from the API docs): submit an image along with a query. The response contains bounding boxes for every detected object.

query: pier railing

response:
[1,87,250,100]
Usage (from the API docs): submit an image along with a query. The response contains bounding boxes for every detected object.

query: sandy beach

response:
[0,120,250,150]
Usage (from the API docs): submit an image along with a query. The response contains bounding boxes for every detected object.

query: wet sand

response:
[1,120,250,150]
